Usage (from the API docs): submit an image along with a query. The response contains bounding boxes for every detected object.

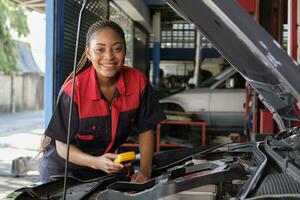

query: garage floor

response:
[0,111,43,198]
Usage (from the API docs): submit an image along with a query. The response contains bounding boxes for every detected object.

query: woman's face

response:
[87,27,125,79]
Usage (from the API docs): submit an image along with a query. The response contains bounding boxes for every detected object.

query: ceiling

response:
[13,0,45,13]
[12,0,183,24]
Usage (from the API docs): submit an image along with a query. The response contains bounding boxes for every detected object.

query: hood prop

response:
[63,0,88,199]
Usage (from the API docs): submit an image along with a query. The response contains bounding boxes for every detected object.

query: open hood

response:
[166,0,300,130]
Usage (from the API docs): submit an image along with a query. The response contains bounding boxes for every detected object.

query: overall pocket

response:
[75,117,110,154]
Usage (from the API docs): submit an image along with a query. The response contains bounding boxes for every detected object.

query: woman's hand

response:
[130,130,153,184]
[94,153,124,173]
[130,171,150,183]
[55,141,125,174]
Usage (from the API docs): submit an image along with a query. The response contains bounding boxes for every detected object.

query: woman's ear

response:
[85,48,91,60]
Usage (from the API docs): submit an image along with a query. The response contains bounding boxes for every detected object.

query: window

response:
[216,72,245,89]
[282,24,288,51]
[156,22,196,49]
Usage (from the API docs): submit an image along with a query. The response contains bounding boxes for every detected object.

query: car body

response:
[160,67,246,132]
[5,0,300,199]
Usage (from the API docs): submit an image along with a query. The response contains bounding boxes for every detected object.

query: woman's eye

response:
[95,48,104,53]
[114,47,122,53]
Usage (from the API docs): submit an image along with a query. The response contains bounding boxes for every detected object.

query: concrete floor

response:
[0,111,44,198]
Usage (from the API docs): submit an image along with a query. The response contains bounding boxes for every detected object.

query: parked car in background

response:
[160,67,246,133]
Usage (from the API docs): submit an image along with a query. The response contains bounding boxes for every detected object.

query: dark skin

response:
[56,27,154,183]
[99,79,117,102]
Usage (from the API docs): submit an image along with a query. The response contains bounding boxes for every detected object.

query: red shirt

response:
[43,65,165,177]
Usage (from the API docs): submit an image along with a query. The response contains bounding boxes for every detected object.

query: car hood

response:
[166,0,300,130]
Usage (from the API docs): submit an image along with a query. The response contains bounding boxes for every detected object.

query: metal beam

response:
[12,0,45,13]
[22,0,44,5]
[27,3,45,7]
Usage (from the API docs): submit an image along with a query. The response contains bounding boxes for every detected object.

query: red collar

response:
[85,65,126,100]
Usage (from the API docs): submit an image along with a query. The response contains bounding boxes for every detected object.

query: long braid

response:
[39,20,126,157]
[38,54,90,157]
[63,53,91,85]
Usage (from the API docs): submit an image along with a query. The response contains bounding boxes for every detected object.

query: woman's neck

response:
[97,77,117,102]
[97,76,115,87]
[96,72,119,87]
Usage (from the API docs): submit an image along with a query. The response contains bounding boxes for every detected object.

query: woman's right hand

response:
[55,141,125,173]
[94,153,124,173]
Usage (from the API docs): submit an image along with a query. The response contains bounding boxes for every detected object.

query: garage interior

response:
[8,0,300,199]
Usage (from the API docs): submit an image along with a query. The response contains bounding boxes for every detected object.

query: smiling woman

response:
[39,20,166,184]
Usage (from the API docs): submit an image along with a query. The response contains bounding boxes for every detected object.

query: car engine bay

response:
[7,127,300,200]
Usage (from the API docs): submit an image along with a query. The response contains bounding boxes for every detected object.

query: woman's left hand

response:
[130,171,150,183]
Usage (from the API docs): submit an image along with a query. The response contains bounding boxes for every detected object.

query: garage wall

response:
[0,74,44,113]
[12,76,23,112]
[0,75,12,113]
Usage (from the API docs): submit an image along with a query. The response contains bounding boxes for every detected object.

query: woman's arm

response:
[131,130,154,183]
[55,140,123,173]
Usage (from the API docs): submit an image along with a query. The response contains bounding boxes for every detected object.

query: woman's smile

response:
[101,63,117,69]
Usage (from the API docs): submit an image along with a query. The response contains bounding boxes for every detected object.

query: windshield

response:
[199,77,218,87]
[199,67,234,87]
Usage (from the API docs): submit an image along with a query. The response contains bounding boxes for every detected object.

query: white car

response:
[160,67,246,132]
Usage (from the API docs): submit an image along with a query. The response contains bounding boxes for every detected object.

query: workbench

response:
[121,120,206,152]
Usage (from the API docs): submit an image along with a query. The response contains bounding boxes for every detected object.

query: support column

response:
[288,0,297,60]
[296,0,300,62]
[44,0,55,127]
[152,11,161,89]
[191,31,201,88]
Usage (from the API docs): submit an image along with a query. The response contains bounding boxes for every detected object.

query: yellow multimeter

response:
[114,151,136,164]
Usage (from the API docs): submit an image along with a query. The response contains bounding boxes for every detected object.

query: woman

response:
[40,20,165,183]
